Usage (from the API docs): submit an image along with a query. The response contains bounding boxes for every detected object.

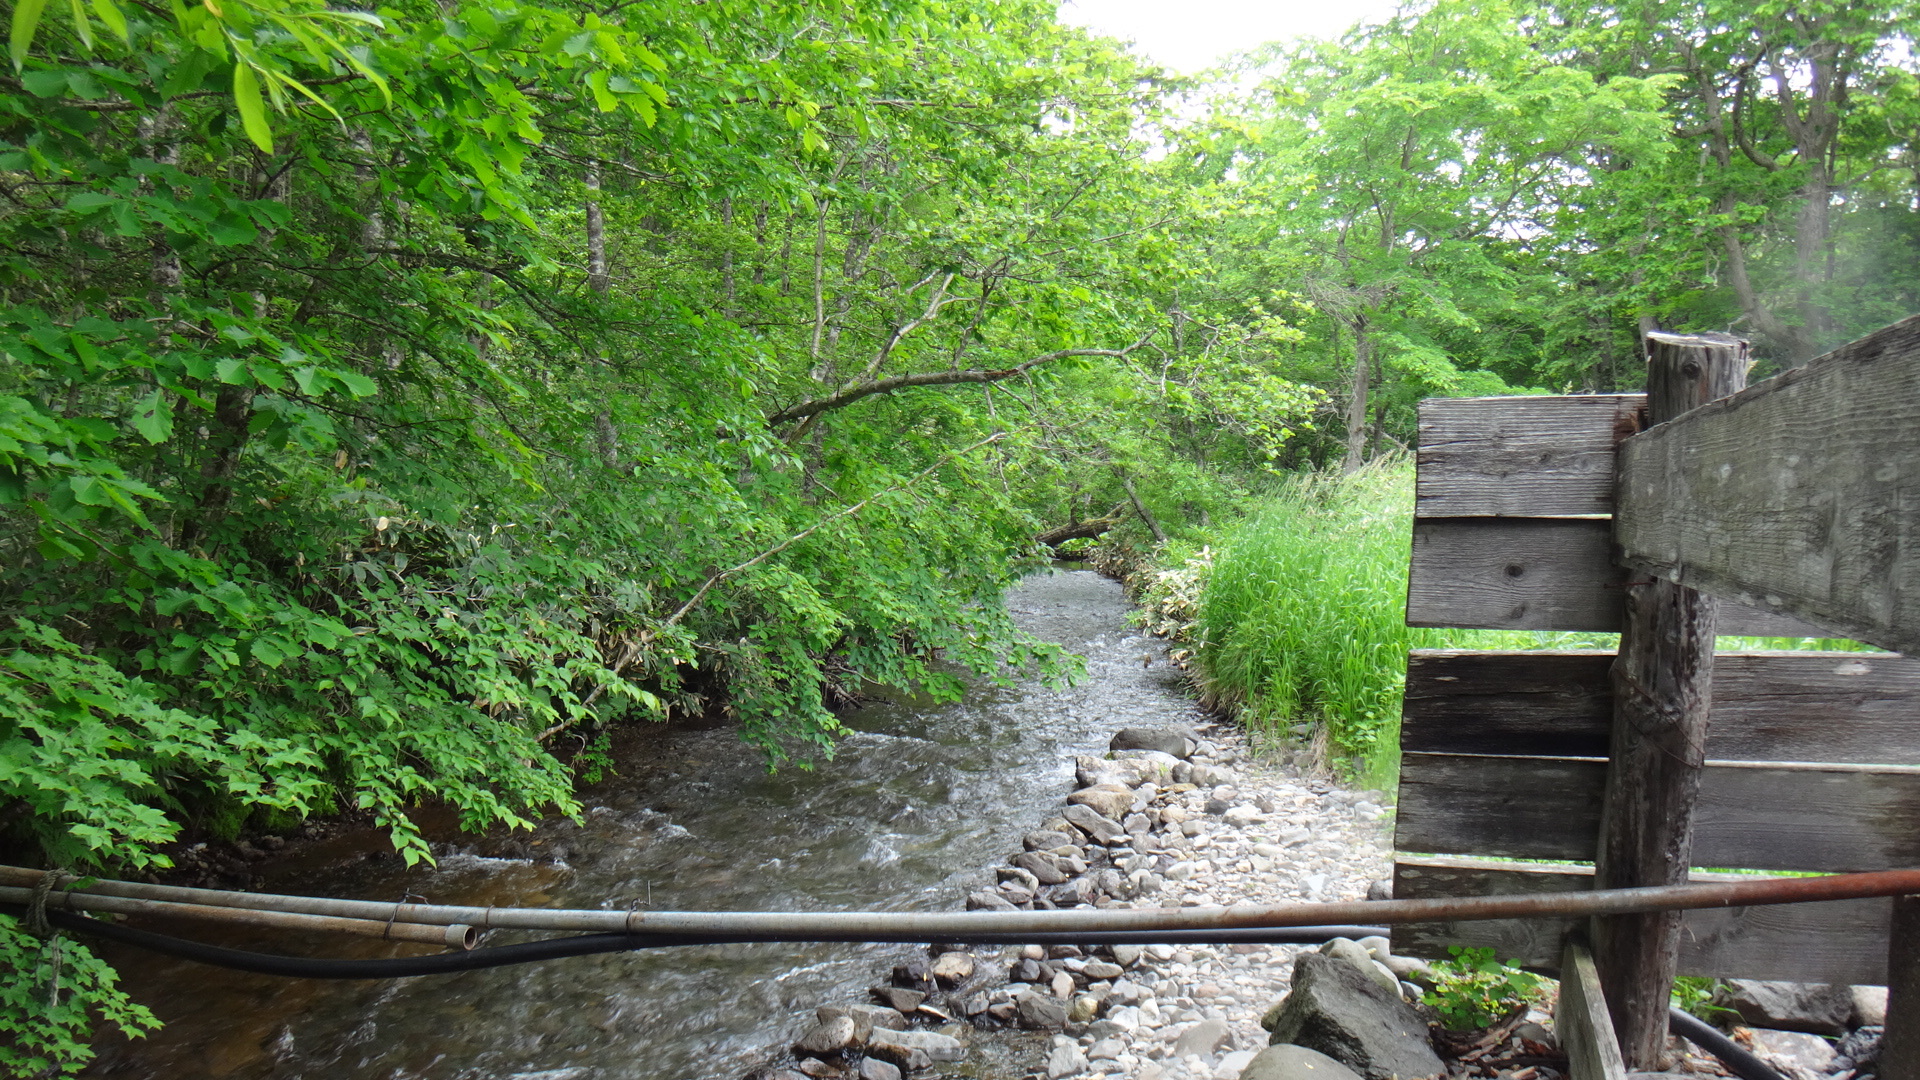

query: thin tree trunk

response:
[1121,473,1167,545]
[1342,317,1371,473]
[584,161,617,470]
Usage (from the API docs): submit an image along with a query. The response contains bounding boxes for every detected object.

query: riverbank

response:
[765,713,1399,1080]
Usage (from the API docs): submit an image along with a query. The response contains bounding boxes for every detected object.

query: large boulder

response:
[1712,980,1853,1036]
[1240,1044,1368,1080]
[1267,953,1444,1080]
[1110,728,1194,759]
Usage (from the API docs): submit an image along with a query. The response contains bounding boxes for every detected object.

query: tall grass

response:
[1191,459,1871,790]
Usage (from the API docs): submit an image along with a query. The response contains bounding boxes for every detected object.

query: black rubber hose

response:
[1670,1006,1789,1080]
[13,905,1390,980]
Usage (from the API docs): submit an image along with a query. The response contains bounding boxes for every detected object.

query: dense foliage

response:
[0,0,1913,1069]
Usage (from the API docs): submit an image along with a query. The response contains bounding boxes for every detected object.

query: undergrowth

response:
[1177,458,1874,789]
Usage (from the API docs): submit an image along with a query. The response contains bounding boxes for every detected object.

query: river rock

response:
[862,1039,931,1073]
[1069,994,1102,1023]
[1051,969,1076,998]
[794,1015,860,1057]
[1321,938,1400,996]
[1266,953,1444,1080]
[930,952,975,986]
[1748,1028,1836,1079]
[1083,959,1124,980]
[1111,945,1143,968]
[1069,784,1136,820]
[1012,850,1070,885]
[874,1028,964,1063]
[1833,1026,1883,1072]
[1174,1016,1233,1059]
[1712,980,1853,1035]
[871,987,924,1013]
[1088,1038,1126,1060]
[965,889,1017,911]
[815,1006,875,1045]
[846,1004,908,1032]
[1239,1044,1368,1080]
[1062,803,1126,844]
[1110,727,1194,759]
[857,1059,901,1080]
[1852,985,1888,1026]
[1026,830,1078,852]
[1046,1035,1090,1078]
[795,1061,840,1079]
[1016,990,1069,1031]
[1047,878,1092,907]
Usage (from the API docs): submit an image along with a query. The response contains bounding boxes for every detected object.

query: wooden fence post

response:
[1594,331,1749,1067]
[1887,895,1920,1080]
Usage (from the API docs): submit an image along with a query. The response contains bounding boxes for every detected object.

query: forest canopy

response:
[1,0,1915,1070]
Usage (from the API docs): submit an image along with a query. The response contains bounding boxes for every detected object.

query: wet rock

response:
[1713,980,1853,1035]
[1013,958,1046,983]
[871,987,925,1013]
[856,1059,901,1080]
[862,1039,931,1073]
[1265,953,1445,1080]
[997,865,1041,891]
[1025,830,1078,852]
[1239,1044,1367,1080]
[1015,990,1069,1031]
[875,1028,964,1063]
[1013,851,1070,885]
[930,952,975,987]
[966,890,1018,911]
[1111,727,1194,759]
[1069,784,1136,820]
[796,1060,841,1079]
[845,1004,908,1032]
[1175,1017,1232,1058]
[959,992,989,1016]
[794,1016,860,1057]
[815,1007,875,1045]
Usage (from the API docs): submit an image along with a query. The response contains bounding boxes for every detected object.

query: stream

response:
[84,566,1209,1080]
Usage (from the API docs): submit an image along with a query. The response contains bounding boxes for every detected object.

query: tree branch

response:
[767,333,1155,426]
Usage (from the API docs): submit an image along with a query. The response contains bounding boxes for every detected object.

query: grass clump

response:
[1189,458,1875,788]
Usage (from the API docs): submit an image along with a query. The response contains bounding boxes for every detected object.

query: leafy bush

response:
[1421,946,1544,1031]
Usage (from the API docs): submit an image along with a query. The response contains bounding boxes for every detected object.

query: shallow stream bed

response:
[84,567,1210,1080]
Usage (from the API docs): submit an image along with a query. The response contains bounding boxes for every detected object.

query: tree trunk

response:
[1342,317,1371,473]
[1121,473,1168,545]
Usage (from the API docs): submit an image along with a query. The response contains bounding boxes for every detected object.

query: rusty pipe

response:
[5,864,1917,938]
[0,885,476,949]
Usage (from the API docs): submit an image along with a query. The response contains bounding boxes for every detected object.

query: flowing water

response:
[84,567,1207,1080]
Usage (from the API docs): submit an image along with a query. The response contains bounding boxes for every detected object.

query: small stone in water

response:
[930,952,976,987]
[856,1059,900,1080]
[794,1015,859,1057]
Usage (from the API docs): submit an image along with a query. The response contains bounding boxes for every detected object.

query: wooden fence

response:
[1389,316,1920,1077]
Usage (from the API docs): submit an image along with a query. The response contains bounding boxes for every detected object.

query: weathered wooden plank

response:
[1559,942,1629,1080]
[1389,856,1891,984]
[1407,518,1831,635]
[1416,394,1645,518]
[1887,895,1920,1080]
[1394,752,1920,872]
[1616,314,1920,655]
[1401,650,1920,763]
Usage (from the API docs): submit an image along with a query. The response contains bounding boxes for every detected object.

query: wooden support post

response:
[1887,895,1920,1080]
[1559,942,1629,1080]
[1594,331,1749,1067]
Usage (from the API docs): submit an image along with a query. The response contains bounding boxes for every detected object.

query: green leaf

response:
[21,68,67,96]
[131,389,172,443]
[207,212,258,246]
[89,0,127,43]
[9,0,48,70]
[232,62,273,152]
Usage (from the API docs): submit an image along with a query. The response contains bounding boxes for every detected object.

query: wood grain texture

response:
[1401,650,1920,763]
[1407,518,1830,635]
[1389,856,1891,984]
[1887,895,1920,1080]
[1416,394,1645,517]
[1394,753,1920,872]
[1616,314,1920,655]
[1559,942,1628,1080]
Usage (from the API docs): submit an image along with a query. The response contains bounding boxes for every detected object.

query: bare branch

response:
[767,333,1155,426]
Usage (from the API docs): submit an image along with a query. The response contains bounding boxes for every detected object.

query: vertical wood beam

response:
[1594,331,1749,1067]
[1560,941,1630,1080]
[1887,895,1920,1080]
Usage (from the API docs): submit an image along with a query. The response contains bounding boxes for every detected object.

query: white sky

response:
[1055,0,1404,73]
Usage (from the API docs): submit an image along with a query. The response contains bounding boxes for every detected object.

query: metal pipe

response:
[0,885,475,949]
[6,864,1917,938]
